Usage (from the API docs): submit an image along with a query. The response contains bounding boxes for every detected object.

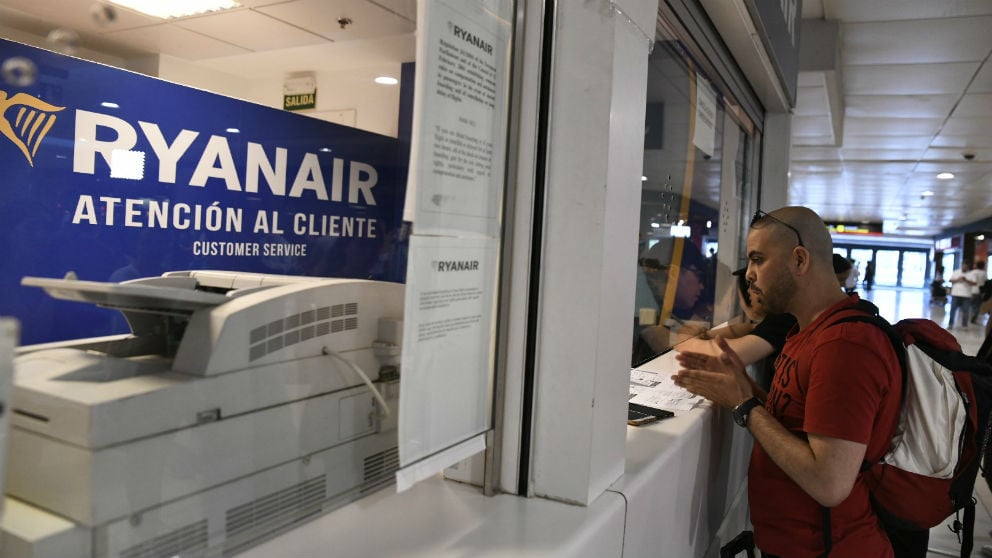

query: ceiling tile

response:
[972,62,992,93]
[369,0,417,22]
[791,146,841,160]
[942,117,992,136]
[840,135,934,150]
[838,148,925,161]
[915,160,992,176]
[921,147,989,162]
[843,17,992,66]
[193,32,415,78]
[176,9,326,51]
[952,93,992,118]
[845,94,958,119]
[104,23,250,60]
[844,63,977,95]
[824,0,992,22]
[844,117,942,137]
[841,161,917,175]
[256,0,415,41]
[790,161,845,174]
[0,0,160,34]
[931,133,992,149]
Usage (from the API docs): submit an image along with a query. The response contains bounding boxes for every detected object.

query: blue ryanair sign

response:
[0,39,409,344]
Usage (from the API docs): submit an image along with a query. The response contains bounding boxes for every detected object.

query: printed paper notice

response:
[693,74,717,157]
[404,0,512,237]
[398,235,498,468]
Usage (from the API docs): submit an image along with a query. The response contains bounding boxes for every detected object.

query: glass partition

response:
[0,1,513,555]
[632,39,730,366]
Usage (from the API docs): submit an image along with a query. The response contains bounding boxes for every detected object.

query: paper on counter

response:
[629,367,704,412]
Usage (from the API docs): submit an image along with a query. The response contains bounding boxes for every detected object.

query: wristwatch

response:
[732,397,764,428]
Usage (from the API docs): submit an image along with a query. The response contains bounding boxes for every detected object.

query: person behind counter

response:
[676,254,853,390]
[675,267,794,391]
[631,238,710,365]
[673,206,904,558]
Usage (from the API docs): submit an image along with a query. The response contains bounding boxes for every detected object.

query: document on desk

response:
[629,368,704,411]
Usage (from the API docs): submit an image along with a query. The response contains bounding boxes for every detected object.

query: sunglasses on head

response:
[750,209,804,248]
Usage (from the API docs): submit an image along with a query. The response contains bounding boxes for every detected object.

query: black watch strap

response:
[733,397,763,428]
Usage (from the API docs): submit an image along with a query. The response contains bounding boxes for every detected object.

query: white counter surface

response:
[236,350,751,558]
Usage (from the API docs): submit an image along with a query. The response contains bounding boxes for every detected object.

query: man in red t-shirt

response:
[674,206,903,558]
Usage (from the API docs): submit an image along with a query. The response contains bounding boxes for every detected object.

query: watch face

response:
[733,398,759,428]
[733,407,747,427]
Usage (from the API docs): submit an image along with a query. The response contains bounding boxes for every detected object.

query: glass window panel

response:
[632,40,726,366]
[875,250,901,287]
[901,251,928,288]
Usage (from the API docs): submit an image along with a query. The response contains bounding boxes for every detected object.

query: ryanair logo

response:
[0,89,64,166]
[432,260,480,272]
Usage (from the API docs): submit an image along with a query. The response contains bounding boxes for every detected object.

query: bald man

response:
[674,207,904,558]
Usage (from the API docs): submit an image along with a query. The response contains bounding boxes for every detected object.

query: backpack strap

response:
[962,501,975,558]
[820,507,832,558]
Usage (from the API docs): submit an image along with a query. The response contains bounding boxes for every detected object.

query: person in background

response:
[948,261,975,328]
[631,238,710,365]
[674,206,902,558]
[833,254,852,290]
[970,260,987,325]
[863,260,876,291]
[931,268,948,306]
[844,258,860,294]
[677,267,795,391]
[678,255,854,391]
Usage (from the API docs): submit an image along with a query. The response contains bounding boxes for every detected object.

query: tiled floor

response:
[859,287,992,558]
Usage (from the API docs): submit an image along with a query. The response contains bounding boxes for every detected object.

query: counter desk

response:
[235,349,753,558]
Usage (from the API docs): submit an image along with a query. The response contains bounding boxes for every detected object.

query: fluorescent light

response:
[108,0,240,19]
[100,101,119,109]
[937,172,954,180]
[374,76,398,85]
[225,128,240,134]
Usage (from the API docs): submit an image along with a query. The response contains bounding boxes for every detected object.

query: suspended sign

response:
[0,39,408,344]
[284,73,317,111]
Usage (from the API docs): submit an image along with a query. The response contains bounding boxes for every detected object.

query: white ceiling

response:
[1,0,990,239]
[794,0,992,237]
[0,0,416,74]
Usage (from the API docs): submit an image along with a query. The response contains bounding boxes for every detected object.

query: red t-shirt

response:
[750,296,902,558]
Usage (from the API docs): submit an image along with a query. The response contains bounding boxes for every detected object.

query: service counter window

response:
[0,1,514,555]
[632,37,757,366]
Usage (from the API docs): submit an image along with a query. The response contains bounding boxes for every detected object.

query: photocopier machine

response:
[0,270,405,558]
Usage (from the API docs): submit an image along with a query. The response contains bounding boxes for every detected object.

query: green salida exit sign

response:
[284,73,316,111]
[284,91,316,110]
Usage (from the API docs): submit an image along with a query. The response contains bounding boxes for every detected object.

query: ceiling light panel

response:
[108,0,241,19]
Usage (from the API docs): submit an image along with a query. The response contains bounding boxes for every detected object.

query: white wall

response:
[157,57,403,139]
[0,29,404,140]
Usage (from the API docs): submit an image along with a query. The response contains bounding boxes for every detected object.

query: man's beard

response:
[752,267,798,315]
